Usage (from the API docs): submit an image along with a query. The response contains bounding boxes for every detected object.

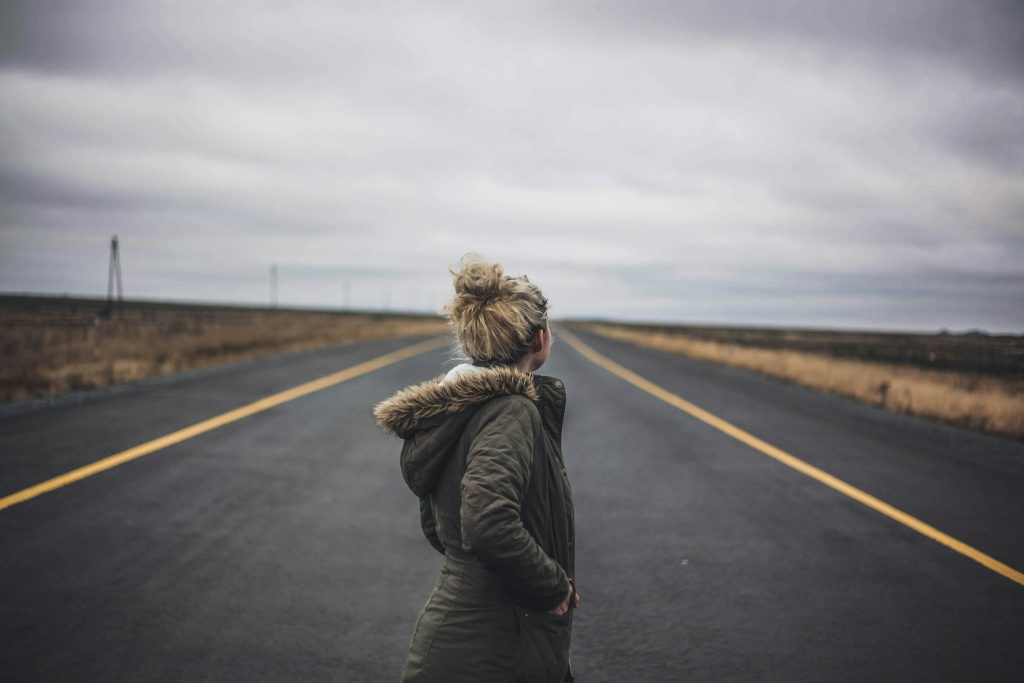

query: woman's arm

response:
[419,496,445,554]
[460,397,570,611]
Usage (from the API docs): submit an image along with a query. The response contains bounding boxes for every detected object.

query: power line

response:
[107,235,123,314]
[270,264,278,308]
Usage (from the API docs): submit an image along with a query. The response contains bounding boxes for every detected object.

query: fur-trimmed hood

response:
[373,364,538,439]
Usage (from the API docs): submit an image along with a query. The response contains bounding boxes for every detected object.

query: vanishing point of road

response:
[1,325,1021,681]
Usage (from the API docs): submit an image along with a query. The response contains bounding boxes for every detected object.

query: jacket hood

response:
[373,363,538,439]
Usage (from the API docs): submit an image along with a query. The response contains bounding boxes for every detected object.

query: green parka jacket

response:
[374,363,575,682]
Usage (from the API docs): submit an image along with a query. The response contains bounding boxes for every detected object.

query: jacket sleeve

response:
[460,397,570,611]
[419,496,446,555]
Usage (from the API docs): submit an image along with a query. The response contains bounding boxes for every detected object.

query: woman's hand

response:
[549,581,581,615]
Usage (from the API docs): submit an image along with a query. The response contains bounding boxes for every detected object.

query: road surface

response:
[1,325,1021,681]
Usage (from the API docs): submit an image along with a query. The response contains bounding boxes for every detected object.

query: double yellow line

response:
[0,336,447,511]
[558,326,1024,588]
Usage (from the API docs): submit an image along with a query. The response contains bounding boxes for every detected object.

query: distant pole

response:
[344,278,351,310]
[270,264,278,308]
[107,235,123,313]
[384,289,391,312]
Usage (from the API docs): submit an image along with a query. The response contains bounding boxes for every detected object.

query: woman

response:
[374,254,578,682]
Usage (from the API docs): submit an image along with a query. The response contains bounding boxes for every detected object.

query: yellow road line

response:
[558,326,1024,588]
[0,335,447,512]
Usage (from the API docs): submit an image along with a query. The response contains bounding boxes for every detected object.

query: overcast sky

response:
[2,1,1022,331]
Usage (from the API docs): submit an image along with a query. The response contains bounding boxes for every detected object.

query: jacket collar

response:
[533,375,567,447]
[373,364,538,439]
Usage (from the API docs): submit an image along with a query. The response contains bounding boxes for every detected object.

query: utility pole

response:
[270,264,278,308]
[344,278,351,310]
[107,234,123,314]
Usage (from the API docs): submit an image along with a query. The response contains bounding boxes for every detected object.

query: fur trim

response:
[374,365,537,437]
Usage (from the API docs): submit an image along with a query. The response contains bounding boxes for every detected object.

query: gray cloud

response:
[556,1,1024,84]
[1,1,1022,331]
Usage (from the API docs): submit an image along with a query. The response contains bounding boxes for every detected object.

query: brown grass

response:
[580,323,1024,440]
[1,298,447,402]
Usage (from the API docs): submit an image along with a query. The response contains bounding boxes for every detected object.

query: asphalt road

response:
[1,325,1021,681]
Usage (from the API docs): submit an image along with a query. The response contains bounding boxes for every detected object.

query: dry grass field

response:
[579,321,1024,441]
[1,296,447,403]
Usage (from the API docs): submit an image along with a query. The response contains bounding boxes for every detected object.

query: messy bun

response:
[445,253,549,363]
[452,259,504,301]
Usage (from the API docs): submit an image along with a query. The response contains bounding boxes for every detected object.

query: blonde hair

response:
[444,253,549,364]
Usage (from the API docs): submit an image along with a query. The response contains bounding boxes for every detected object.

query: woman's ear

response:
[532,328,545,352]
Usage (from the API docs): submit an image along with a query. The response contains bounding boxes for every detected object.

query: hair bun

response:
[451,254,505,301]
[444,253,550,362]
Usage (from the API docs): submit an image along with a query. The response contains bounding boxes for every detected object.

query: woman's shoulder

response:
[477,391,540,418]
[470,392,542,434]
